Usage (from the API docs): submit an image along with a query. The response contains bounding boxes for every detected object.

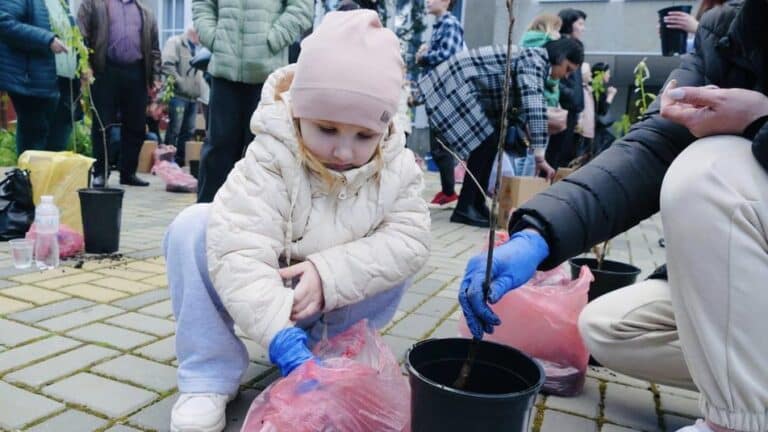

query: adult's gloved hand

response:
[269,327,315,376]
[459,230,549,339]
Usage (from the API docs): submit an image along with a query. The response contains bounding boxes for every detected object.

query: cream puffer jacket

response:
[206,66,431,348]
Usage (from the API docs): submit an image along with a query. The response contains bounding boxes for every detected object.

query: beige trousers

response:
[579,136,768,431]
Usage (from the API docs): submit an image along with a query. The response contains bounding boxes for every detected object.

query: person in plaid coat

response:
[417,38,583,227]
[417,0,465,209]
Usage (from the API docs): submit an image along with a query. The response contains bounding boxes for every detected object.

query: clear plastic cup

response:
[9,239,34,269]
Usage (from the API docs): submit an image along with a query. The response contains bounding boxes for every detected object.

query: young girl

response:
[163,11,431,432]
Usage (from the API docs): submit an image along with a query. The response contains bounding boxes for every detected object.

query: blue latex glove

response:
[268,327,315,376]
[459,230,550,339]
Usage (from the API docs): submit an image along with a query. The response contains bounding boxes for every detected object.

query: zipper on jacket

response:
[238,0,245,82]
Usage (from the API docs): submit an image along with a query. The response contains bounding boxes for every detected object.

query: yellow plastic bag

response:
[17,151,95,234]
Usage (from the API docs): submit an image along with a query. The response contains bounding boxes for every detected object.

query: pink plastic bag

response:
[459,265,594,396]
[151,161,197,193]
[152,144,176,165]
[241,320,410,432]
[25,224,84,258]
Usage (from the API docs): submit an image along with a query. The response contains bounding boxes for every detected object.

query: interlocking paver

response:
[106,312,175,336]
[414,295,457,317]
[656,385,700,401]
[26,409,108,432]
[127,392,177,431]
[540,409,597,432]
[93,354,177,392]
[96,268,154,281]
[0,317,47,346]
[410,278,445,295]
[437,287,459,299]
[0,381,64,430]
[10,267,82,284]
[111,289,169,310]
[602,424,641,432]
[387,313,441,339]
[126,261,167,274]
[0,336,80,373]
[398,292,428,311]
[660,392,701,418]
[104,425,142,432]
[5,345,118,387]
[0,278,17,289]
[603,383,661,431]
[589,367,652,389]
[664,414,696,431]
[67,322,156,350]
[43,372,157,418]
[426,318,460,339]
[59,283,129,302]
[92,277,156,294]
[36,272,103,289]
[546,378,602,419]
[138,299,173,317]
[382,334,415,361]
[135,335,176,362]
[7,298,94,323]
[38,304,124,331]
[140,274,169,288]
[0,285,69,304]
[0,294,33,314]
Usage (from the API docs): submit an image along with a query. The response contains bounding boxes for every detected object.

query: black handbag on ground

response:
[0,169,35,241]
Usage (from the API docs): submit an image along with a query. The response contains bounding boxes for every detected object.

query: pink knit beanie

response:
[290,10,404,133]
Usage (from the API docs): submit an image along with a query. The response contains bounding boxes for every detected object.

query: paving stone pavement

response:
[0,172,697,431]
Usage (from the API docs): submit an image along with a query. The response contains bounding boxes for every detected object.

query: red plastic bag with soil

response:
[241,320,410,432]
[459,264,594,396]
[25,223,84,258]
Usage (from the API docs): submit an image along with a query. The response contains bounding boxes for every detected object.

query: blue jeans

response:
[511,153,535,177]
[163,204,408,395]
[8,92,58,155]
[165,97,197,166]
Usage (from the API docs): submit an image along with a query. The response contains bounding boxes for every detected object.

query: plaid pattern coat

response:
[418,45,550,160]
[419,12,464,74]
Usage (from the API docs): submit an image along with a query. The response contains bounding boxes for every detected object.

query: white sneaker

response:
[676,420,715,432]
[170,393,233,432]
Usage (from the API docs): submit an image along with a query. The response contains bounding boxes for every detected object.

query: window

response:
[160,0,187,45]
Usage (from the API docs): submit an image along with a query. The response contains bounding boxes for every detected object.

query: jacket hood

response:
[520,31,551,48]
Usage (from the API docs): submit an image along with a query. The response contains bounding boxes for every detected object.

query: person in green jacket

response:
[520,13,562,108]
[193,0,314,203]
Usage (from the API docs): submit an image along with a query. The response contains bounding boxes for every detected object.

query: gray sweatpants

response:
[579,136,768,431]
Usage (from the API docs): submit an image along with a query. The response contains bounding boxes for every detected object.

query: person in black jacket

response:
[0,0,68,154]
[459,1,768,431]
[544,8,586,169]
[590,62,617,157]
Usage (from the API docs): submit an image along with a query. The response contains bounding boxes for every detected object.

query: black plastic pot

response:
[78,188,124,254]
[189,160,200,179]
[569,258,642,302]
[658,5,693,56]
[406,338,544,432]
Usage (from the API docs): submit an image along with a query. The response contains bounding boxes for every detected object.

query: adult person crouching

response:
[417,38,583,228]
[459,1,768,431]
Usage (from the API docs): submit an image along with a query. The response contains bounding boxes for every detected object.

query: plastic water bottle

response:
[34,195,59,270]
